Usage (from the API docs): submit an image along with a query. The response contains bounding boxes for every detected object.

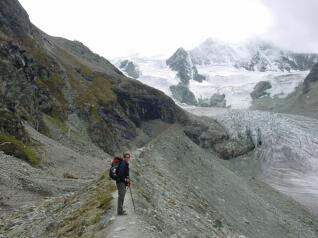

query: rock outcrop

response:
[198,93,227,108]
[119,60,140,79]
[303,63,318,93]
[166,47,206,84]
[250,81,272,99]
[170,83,197,105]
[166,48,206,105]
[184,117,255,159]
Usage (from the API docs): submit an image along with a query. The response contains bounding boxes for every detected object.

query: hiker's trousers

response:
[116,181,126,214]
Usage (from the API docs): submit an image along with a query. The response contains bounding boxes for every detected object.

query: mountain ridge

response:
[0,0,189,156]
[190,37,318,72]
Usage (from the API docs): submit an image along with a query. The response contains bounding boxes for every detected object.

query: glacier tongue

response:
[186,107,318,214]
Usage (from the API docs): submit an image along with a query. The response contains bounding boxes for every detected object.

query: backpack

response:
[109,157,123,180]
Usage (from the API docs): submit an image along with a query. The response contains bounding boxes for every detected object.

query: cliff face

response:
[0,0,186,154]
[303,63,318,93]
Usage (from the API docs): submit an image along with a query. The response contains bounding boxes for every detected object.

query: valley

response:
[1,0,318,238]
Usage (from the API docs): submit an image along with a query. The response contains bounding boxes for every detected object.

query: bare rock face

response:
[167,47,206,84]
[167,48,193,84]
[214,139,255,159]
[119,60,140,79]
[198,93,227,108]
[303,63,318,93]
[250,81,272,99]
[170,83,197,105]
[166,48,206,105]
[0,41,53,137]
[184,119,228,147]
[184,118,255,159]
[0,0,32,36]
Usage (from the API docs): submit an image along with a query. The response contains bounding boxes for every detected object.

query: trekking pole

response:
[128,186,136,212]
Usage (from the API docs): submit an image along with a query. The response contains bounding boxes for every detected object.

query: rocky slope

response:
[2,122,317,238]
[131,124,318,237]
[0,0,189,157]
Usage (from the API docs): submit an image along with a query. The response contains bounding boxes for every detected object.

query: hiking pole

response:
[128,186,136,212]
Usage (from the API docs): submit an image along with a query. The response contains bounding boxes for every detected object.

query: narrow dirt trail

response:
[103,187,155,238]
[103,125,175,238]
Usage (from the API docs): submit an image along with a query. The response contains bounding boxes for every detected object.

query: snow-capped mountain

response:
[111,38,315,108]
[191,38,318,72]
[166,47,206,84]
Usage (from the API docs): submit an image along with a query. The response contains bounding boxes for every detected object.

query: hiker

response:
[116,152,131,215]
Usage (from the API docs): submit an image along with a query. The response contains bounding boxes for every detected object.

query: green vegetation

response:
[0,134,40,167]
[0,34,7,43]
[35,73,68,112]
[31,47,55,69]
[52,177,116,238]
[55,47,85,68]
[76,75,116,108]
[67,68,117,112]
[46,114,69,134]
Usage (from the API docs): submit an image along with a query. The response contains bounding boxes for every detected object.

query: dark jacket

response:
[116,159,129,183]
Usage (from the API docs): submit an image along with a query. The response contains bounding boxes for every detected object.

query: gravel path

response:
[104,190,156,238]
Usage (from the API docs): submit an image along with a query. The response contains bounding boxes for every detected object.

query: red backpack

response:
[109,157,123,180]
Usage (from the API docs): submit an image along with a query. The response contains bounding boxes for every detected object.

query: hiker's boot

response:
[118,211,127,216]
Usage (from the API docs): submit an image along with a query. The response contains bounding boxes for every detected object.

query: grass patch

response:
[46,114,69,134]
[67,68,116,113]
[35,73,68,109]
[52,178,116,237]
[0,134,40,167]
[76,75,117,108]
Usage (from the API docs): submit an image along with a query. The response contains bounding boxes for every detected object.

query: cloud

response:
[262,0,318,53]
[19,0,273,58]
[18,0,317,57]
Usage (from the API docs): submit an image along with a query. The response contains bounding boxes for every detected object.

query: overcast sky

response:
[19,0,317,58]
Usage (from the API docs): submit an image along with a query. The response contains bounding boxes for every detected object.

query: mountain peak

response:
[190,37,318,71]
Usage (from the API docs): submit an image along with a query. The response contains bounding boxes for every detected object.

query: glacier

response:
[185,107,318,214]
[113,56,308,109]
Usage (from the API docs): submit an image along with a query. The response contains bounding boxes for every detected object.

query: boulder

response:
[198,94,226,108]
[214,139,255,160]
[184,119,228,148]
[250,81,272,99]
[170,84,197,105]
